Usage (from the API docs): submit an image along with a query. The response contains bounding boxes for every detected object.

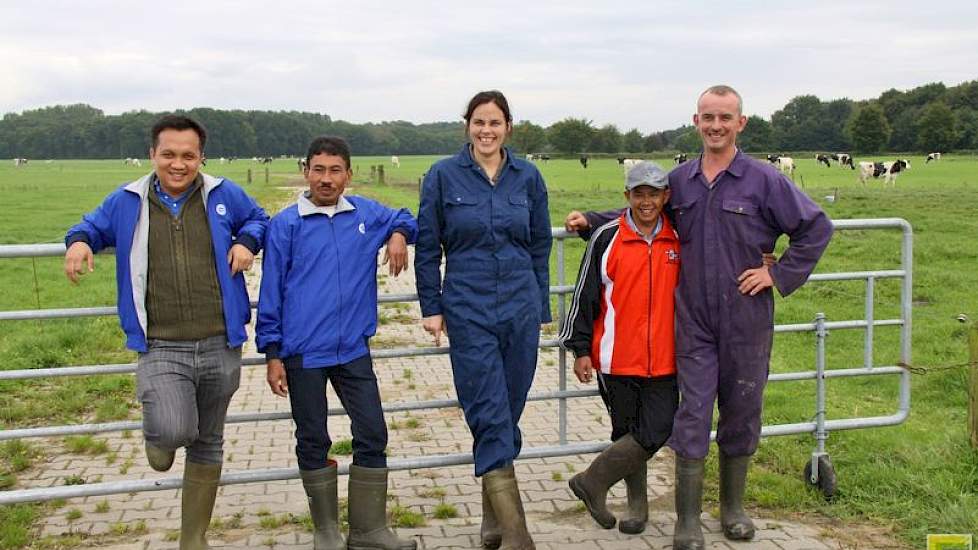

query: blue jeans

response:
[136,335,241,465]
[284,353,388,470]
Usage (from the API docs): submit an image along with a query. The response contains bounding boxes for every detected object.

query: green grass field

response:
[1,153,977,547]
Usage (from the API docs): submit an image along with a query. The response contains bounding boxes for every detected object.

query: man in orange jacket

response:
[558,161,680,535]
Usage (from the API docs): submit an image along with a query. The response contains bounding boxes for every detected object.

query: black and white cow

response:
[616,156,626,166]
[858,159,910,185]
[830,153,855,169]
[298,158,307,172]
[13,158,28,167]
[926,152,942,163]
[259,157,273,165]
[674,153,688,164]
[767,155,795,176]
[579,155,589,169]
[815,154,831,168]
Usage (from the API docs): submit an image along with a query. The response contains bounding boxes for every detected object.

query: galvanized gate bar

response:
[0,218,913,505]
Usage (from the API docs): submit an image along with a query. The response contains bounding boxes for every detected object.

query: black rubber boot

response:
[568,434,652,529]
[617,461,648,534]
[482,465,535,550]
[347,465,417,550]
[719,453,756,541]
[299,463,345,550]
[180,461,221,550]
[481,478,502,549]
[673,456,705,550]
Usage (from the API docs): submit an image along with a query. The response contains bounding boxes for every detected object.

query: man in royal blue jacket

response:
[64,115,268,550]
[256,136,418,550]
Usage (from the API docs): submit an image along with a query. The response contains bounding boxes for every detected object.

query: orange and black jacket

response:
[558,213,680,378]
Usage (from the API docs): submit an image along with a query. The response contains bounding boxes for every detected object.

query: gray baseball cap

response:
[625,161,669,191]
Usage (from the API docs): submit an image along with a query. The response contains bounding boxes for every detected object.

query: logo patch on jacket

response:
[215,204,227,216]
[666,248,680,264]
[358,222,366,234]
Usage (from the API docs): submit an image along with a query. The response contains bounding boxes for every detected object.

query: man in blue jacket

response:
[257,136,418,550]
[64,115,268,550]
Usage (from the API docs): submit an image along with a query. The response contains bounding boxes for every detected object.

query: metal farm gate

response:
[0,218,912,504]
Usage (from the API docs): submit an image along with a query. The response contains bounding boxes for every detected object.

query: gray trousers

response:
[136,335,241,464]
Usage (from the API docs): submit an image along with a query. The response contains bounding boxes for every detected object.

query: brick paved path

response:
[19,250,888,549]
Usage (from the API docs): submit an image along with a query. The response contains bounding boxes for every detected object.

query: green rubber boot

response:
[568,434,652,529]
[673,456,705,550]
[481,477,502,549]
[618,460,649,534]
[299,462,345,550]
[482,465,535,550]
[719,453,756,541]
[346,465,417,550]
[179,461,221,550]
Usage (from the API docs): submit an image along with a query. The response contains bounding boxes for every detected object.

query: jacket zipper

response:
[647,240,653,376]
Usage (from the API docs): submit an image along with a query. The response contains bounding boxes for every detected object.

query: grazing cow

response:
[579,155,589,169]
[768,155,795,176]
[391,155,400,168]
[830,153,854,169]
[259,157,273,165]
[298,158,307,172]
[538,154,550,163]
[616,156,626,165]
[926,152,942,163]
[858,160,909,185]
[674,153,688,164]
[526,153,534,161]
[815,154,832,168]
[882,159,910,185]
[124,157,142,167]
[13,158,28,167]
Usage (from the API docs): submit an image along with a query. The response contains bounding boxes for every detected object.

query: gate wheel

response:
[803,455,837,500]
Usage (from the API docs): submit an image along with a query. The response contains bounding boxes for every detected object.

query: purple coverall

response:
[584,151,833,459]
[669,151,832,459]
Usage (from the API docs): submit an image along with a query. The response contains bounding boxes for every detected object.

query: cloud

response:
[2,1,976,133]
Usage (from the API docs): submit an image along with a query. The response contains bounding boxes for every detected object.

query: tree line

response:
[2,80,976,159]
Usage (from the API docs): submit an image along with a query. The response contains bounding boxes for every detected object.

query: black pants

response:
[597,372,679,453]
[285,353,388,470]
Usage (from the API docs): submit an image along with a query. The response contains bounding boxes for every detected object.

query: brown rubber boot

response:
[299,462,345,550]
[618,460,649,534]
[482,465,535,550]
[481,478,502,549]
[346,465,417,550]
[673,456,705,550]
[719,453,756,541]
[568,434,653,529]
[179,461,222,550]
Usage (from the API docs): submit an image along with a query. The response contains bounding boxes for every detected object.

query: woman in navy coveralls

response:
[415,90,552,550]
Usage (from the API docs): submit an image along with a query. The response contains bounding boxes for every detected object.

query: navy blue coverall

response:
[415,145,552,476]
[584,151,832,460]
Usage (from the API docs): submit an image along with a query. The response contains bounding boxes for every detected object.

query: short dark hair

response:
[306,136,352,169]
[151,115,207,151]
[463,90,513,125]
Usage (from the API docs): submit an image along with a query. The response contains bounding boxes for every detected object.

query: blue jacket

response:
[415,145,552,322]
[256,194,418,368]
[65,173,269,352]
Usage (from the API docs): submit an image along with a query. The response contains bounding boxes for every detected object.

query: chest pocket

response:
[506,192,531,242]
[442,190,487,242]
[721,198,762,245]
[672,196,701,244]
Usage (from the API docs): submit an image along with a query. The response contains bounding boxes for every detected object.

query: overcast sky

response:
[2,1,976,134]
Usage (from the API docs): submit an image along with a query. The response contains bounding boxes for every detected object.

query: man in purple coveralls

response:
[565,85,833,549]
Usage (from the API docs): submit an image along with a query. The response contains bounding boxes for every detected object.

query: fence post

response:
[247,169,252,185]
[969,322,978,449]
[265,167,269,184]
[377,165,385,184]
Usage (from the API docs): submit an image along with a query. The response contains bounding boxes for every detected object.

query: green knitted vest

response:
[145,183,226,340]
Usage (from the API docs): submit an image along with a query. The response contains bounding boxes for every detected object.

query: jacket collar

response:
[618,211,678,243]
[297,192,356,217]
